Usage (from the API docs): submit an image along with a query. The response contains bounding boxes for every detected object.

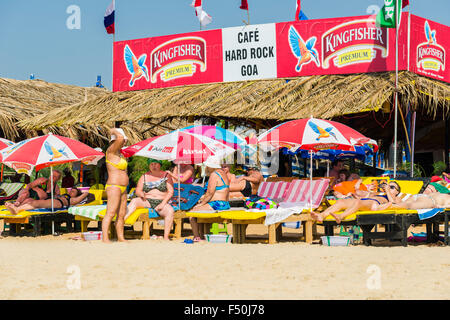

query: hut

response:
[19,71,450,174]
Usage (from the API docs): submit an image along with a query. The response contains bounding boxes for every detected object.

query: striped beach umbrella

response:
[0,138,14,150]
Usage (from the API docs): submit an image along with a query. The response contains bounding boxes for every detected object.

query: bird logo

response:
[44,142,68,161]
[288,26,320,72]
[308,122,337,141]
[124,45,149,87]
[424,21,436,45]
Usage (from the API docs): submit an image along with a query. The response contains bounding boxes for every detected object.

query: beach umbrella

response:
[0,138,14,181]
[179,125,257,157]
[122,129,236,208]
[0,138,13,150]
[257,117,378,210]
[0,133,104,234]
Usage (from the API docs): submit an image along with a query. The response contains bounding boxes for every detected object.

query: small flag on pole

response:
[376,0,407,28]
[240,0,249,10]
[190,0,212,27]
[104,0,115,34]
[295,0,308,21]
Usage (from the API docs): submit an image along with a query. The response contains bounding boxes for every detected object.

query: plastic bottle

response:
[348,227,354,245]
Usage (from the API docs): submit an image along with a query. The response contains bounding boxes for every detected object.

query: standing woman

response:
[103,128,129,243]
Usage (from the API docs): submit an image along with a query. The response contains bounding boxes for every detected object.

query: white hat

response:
[203,157,221,169]
[110,128,128,142]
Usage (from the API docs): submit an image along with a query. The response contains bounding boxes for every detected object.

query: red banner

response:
[276,14,408,78]
[113,29,222,91]
[409,14,449,83]
[113,13,449,92]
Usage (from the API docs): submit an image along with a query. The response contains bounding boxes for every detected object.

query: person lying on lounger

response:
[13,170,62,206]
[311,181,401,223]
[5,187,89,215]
[384,182,450,210]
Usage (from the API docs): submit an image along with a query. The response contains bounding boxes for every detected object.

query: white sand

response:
[0,224,448,300]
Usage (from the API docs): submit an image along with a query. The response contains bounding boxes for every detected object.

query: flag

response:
[196,8,212,27]
[103,0,115,34]
[240,0,249,10]
[295,0,308,21]
[376,0,405,28]
[190,0,212,27]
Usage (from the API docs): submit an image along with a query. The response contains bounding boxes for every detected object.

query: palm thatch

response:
[0,77,109,143]
[19,71,449,132]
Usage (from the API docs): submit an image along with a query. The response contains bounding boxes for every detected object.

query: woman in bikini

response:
[103,128,129,243]
[311,181,401,224]
[228,165,264,199]
[386,182,450,210]
[125,159,175,240]
[190,158,230,241]
[5,187,88,214]
[166,163,195,184]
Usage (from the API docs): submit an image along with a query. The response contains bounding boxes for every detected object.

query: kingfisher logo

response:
[123,45,149,87]
[417,21,445,72]
[288,26,320,72]
[150,37,207,83]
[321,19,389,68]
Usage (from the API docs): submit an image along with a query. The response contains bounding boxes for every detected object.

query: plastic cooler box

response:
[82,231,102,241]
[205,234,233,243]
[321,235,350,246]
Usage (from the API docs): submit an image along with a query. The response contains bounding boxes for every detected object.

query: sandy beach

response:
[0,223,448,300]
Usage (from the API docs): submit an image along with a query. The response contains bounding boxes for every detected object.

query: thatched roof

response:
[0,77,108,142]
[19,71,450,131]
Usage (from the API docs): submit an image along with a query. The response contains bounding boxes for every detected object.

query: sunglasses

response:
[389,185,399,191]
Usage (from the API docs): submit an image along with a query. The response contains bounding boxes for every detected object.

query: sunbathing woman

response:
[385,182,450,210]
[230,166,264,199]
[103,128,129,243]
[311,181,401,223]
[125,159,174,240]
[166,163,194,184]
[5,187,88,215]
[190,158,230,241]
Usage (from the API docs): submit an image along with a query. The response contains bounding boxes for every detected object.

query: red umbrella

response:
[0,138,13,150]
[257,117,378,152]
[257,118,378,211]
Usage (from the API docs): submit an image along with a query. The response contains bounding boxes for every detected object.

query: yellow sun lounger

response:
[186,208,315,244]
[320,208,448,246]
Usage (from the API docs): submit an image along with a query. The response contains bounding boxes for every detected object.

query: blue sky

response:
[1,0,448,90]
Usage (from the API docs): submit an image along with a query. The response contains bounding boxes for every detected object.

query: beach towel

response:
[417,208,444,220]
[245,195,278,210]
[169,183,205,211]
[69,205,107,220]
[148,208,159,218]
[264,205,309,226]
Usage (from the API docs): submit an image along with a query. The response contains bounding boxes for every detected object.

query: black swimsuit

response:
[54,194,71,208]
[241,180,252,197]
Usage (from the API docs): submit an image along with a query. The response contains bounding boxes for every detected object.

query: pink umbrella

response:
[0,133,104,234]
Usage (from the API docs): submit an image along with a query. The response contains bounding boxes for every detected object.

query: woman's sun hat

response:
[203,157,221,169]
[148,158,163,165]
[431,175,443,183]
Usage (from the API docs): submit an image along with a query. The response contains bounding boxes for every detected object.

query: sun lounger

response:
[70,204,186,239]
[320,207,449,246]
[186,178,330,244]
[0,196,103,237]
[0,182,25,204]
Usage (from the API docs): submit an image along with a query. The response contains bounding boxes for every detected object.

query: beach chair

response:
[0,182,25,205]
[186,178,331,244]
[0,191,103,237]
[318,185,449,246]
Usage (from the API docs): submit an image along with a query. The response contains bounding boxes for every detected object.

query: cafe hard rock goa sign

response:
[113,13,449,92]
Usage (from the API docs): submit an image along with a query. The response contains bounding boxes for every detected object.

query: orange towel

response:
[333,180,367,196]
